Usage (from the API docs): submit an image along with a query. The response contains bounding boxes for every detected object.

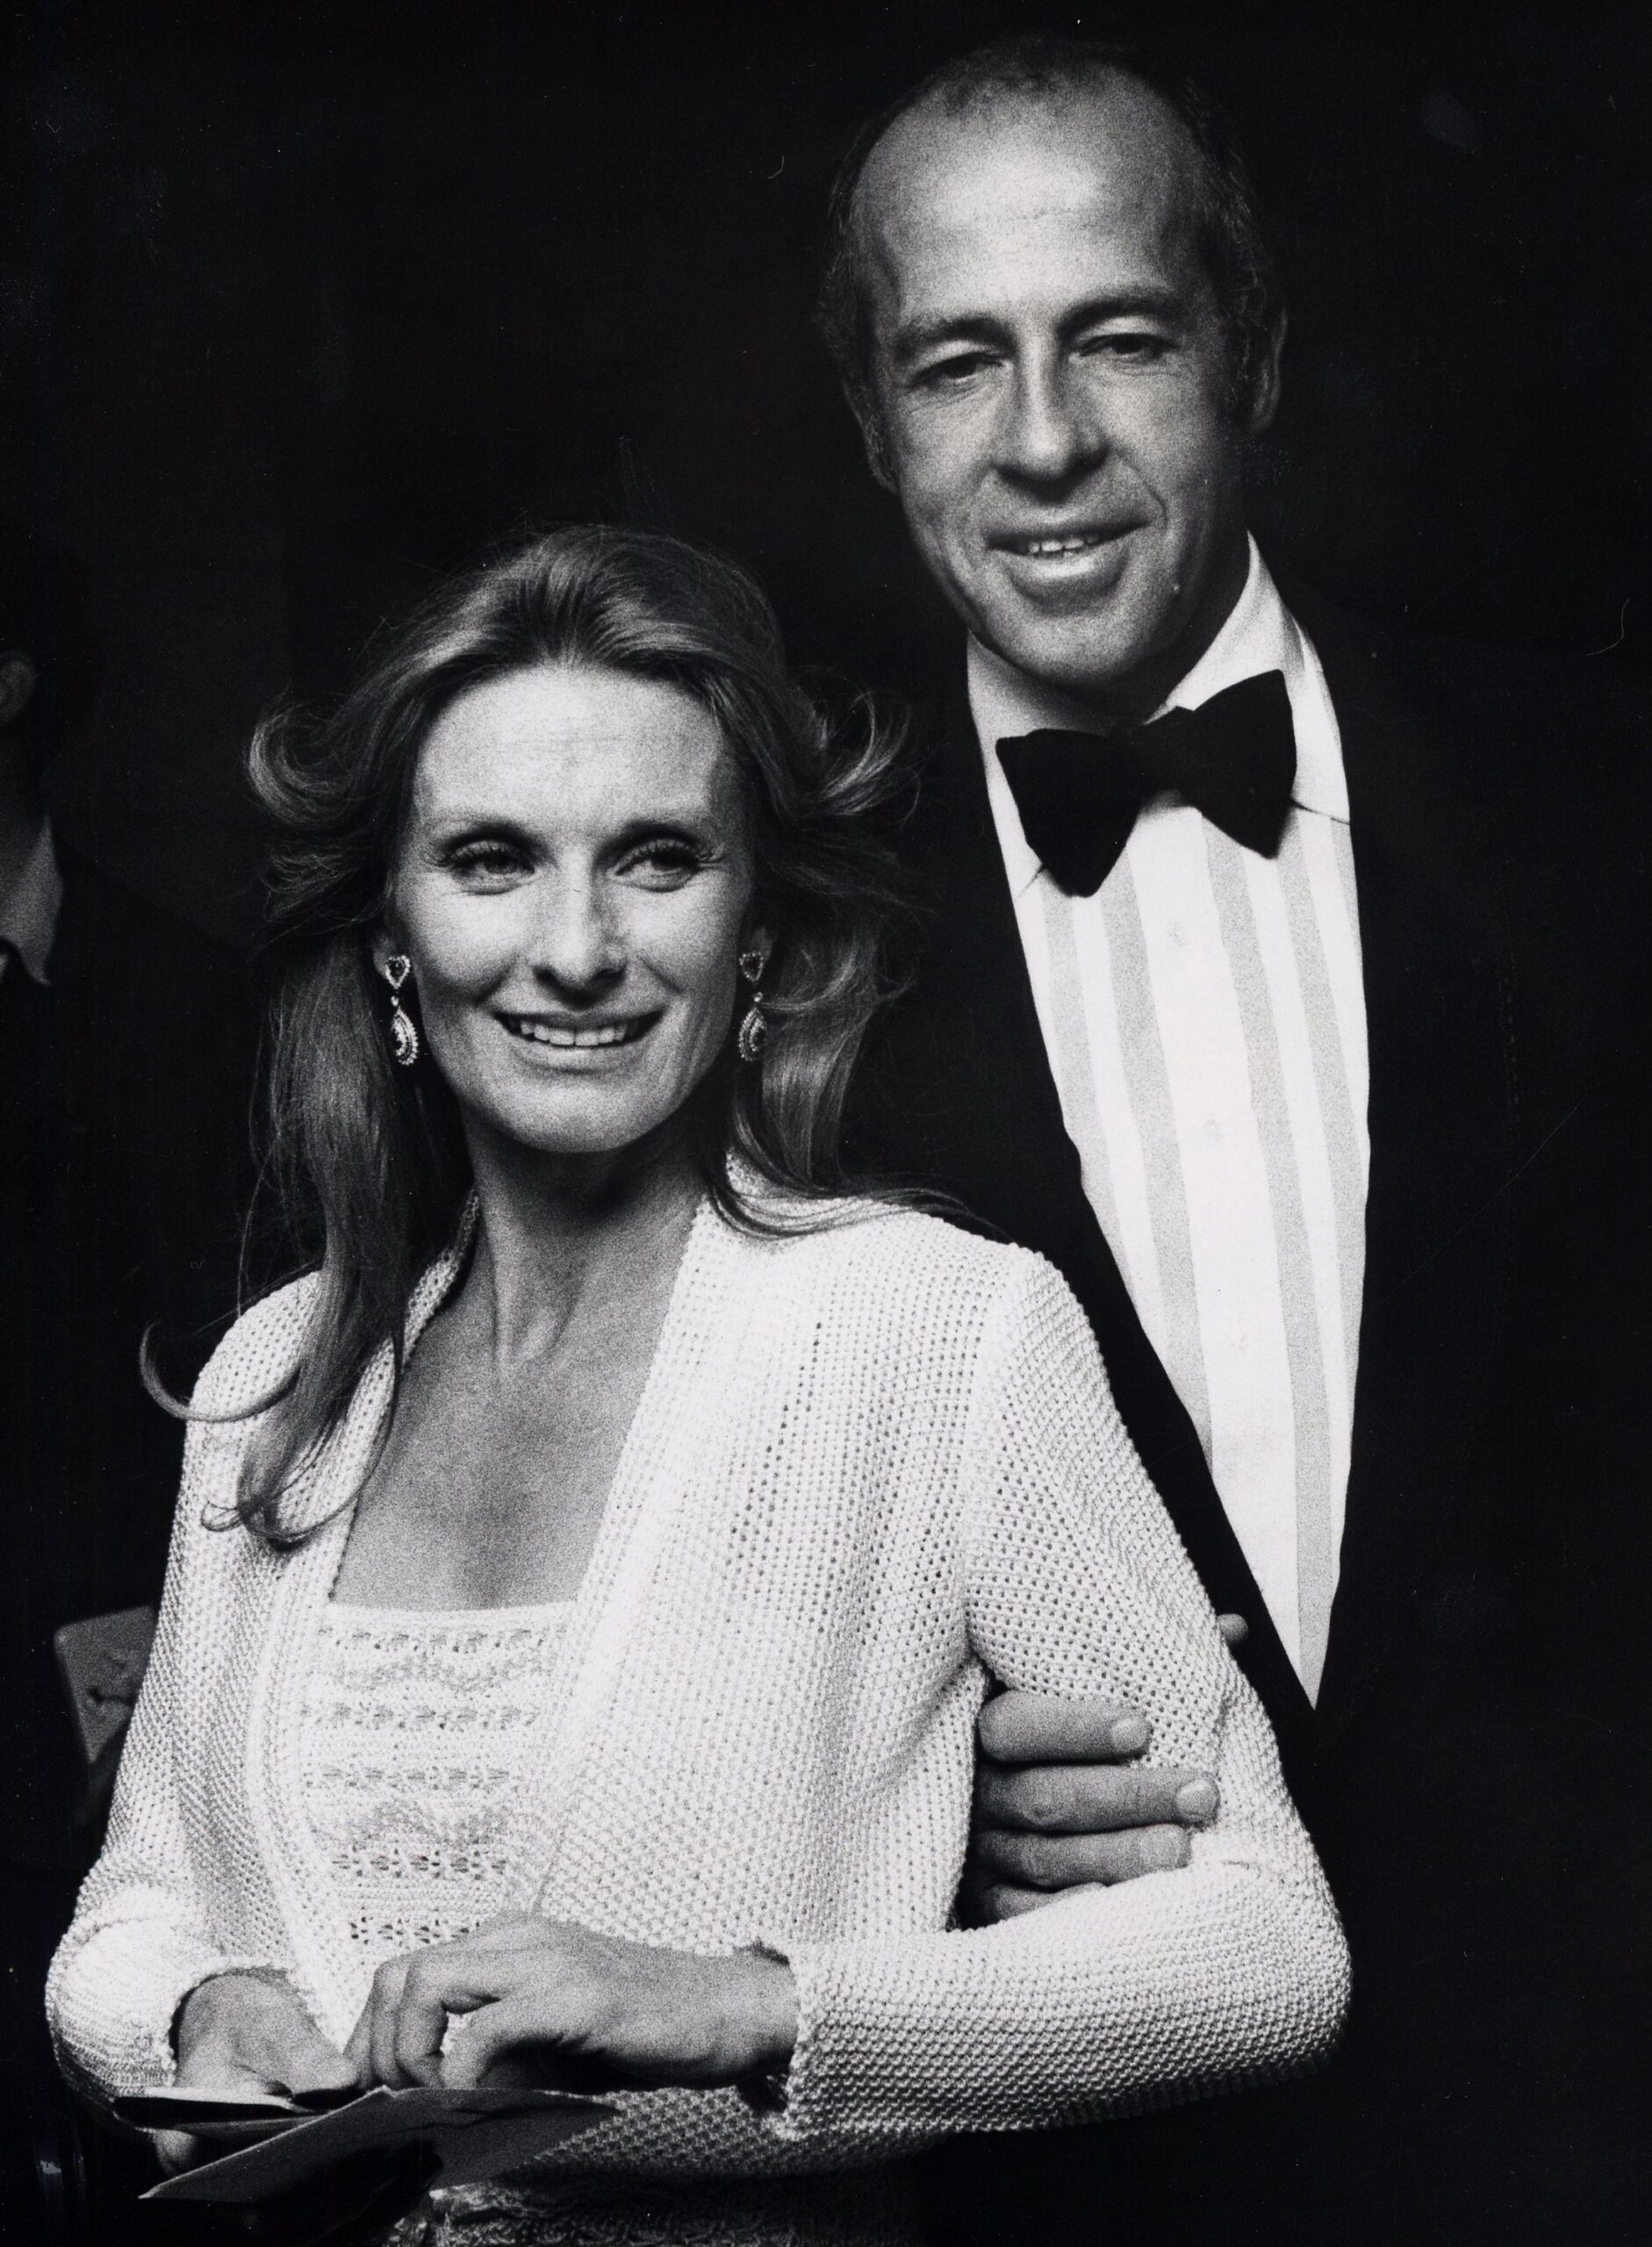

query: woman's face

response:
[384,662,760,1165]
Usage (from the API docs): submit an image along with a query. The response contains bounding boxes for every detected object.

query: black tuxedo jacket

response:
[845,599,1650,2245]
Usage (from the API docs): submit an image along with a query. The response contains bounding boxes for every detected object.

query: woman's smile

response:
[496,1007,663,1055]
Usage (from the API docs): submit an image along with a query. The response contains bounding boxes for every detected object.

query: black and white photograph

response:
[2,4,1647,2242]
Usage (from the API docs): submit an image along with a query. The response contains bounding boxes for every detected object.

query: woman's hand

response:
[176,1970,359,2095]
[344,1917,798,2096]
[154,1971,356,2172]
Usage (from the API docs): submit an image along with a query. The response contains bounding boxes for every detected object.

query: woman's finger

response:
[391,1955,504,2088]
[438,1994,547,2091]
[342,2007,373,2085]
[454,1915,549,1954]
[283,2035,361,2095]
[368,1955,417,2089]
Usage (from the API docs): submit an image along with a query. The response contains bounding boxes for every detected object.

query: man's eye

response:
[913,351,996,391]
[1080,332,1169,363]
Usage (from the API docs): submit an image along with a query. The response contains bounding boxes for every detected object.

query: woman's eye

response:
[447,840,528,883]
[619,843,707,888]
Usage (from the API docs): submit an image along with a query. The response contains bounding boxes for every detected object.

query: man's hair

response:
[815,32,1282,448]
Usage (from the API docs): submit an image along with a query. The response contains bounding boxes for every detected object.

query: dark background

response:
[2,0,1647,944]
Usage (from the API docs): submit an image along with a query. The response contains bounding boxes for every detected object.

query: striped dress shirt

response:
[970,543,1369,1698]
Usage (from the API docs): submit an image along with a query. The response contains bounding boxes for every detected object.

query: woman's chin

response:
[465,1087,693,1169]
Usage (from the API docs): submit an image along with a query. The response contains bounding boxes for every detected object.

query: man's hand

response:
[345,1916,799,2096]
[157,1971,356,2171]
[964,1675,1230,1923]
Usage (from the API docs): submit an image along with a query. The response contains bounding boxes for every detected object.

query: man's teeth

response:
[1018,534,1103,556]
[507,1019,636,1048]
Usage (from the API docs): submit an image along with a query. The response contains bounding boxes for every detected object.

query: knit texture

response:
[49,1195,1347,2222]
[302,1603,571,1960]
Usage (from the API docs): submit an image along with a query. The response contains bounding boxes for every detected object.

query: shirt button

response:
[1231,1327,1249,1349]
[1203,1117,1224,1141]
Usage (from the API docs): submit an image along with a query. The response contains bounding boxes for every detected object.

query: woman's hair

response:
[194,524,913,1545]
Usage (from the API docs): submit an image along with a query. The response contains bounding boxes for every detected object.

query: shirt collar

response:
[969,537,1349,899]
[0,813,63,983]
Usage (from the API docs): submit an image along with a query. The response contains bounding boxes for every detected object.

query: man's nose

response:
[528,877,626,990]
[995,361,1103,486]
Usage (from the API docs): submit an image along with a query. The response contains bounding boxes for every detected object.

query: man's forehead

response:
[859,80,1203,310]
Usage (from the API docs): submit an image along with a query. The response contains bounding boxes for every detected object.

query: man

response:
[820,37,1648,2246]
[0,526,254,2231]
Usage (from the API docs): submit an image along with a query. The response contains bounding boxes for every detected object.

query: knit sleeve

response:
[758,1253,1348,2148]
[46,1370,297,2107]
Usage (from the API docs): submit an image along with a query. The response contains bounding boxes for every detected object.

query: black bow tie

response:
[995,671,1297,898]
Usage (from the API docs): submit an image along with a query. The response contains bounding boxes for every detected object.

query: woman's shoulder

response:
[190,1268,321,1417]
[737,1195,1066,1323]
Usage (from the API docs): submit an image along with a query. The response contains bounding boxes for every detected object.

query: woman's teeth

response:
[506,1017,638,1048]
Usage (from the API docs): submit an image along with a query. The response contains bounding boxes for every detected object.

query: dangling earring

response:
[379,955,420,1067]
[736,946,768,1064]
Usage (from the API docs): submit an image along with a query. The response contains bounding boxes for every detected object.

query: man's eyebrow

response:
[888,288,1188,371]
[887,314,1009,371]
[1057,286,1185,334]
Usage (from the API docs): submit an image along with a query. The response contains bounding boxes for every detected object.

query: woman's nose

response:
[526,878,626,991]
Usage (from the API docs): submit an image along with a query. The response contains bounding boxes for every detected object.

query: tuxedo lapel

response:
[1303,606,1519,1748]
[855,687,1316,1780]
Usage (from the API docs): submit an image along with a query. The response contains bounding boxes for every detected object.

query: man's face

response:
[858,80,1275,715]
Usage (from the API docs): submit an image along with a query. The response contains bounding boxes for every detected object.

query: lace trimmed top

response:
[301,1602,572,1965]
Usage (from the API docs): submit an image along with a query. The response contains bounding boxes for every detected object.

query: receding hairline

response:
[851,65,1210,261]
[817,39,1281,432]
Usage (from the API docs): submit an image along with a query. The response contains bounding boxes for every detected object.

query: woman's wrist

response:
[706,1949,797,2086]
[174,1969,291,2063]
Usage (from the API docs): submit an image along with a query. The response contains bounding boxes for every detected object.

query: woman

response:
[48,528,1347,2243]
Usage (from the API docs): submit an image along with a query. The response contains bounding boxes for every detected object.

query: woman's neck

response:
[462,1126,704,1374]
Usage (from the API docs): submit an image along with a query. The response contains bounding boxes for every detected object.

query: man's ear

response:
[1246,307,1289,439]
[850,388,899,494]
[0,651,39,729]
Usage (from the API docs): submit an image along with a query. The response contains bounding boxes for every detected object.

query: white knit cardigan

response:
[48,1195,1347,2184]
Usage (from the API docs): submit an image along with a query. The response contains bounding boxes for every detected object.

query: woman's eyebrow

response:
[604,815,718,851]
[418,808,534,838]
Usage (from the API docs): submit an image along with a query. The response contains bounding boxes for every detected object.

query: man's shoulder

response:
[1288,591,1647,776]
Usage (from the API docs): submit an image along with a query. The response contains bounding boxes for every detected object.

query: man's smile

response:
[988,523,1140,602]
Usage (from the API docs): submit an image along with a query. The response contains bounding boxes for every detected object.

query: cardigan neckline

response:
[240,1186,767,2041]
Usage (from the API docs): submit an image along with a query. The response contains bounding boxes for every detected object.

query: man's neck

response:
[971,533,1259,742]
[970,531,1255,738]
